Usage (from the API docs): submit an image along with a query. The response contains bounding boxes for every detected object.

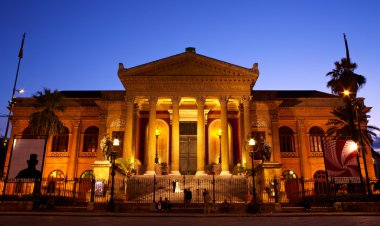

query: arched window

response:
[279,127,295,152]
[80,170,94,179]
[313,170,327,194]
[309,127,325,152]
[47,170,65,194]
[83,126,99,152]
[51,127,69,152]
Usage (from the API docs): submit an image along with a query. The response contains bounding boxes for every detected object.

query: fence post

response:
[153,174,156,203]
[301,177,305,201]
[90,179,95,202]
[212,174,215,204]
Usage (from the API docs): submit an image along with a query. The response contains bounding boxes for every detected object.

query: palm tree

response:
[326,34,366,98]
[28,88,65,136]
[326,101,380,147]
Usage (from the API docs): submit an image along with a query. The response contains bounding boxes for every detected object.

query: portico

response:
[117,48,259,174]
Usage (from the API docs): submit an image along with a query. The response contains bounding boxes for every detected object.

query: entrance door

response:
[179,136,197,175]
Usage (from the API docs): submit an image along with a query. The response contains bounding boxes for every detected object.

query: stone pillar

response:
[97,112,107,161]
[242,96,251,166]
[171,96,181,174]
[238,104,245,164]
[270,110,281,163]
[124,96,135,162]
[297,119,310,178]
[67,120,80,178]
[196,96,206,175]
[146,96,158,173]
[219,96,230,174]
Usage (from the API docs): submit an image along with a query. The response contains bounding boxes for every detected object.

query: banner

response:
[7,138,46,179]
[324,140,361,183]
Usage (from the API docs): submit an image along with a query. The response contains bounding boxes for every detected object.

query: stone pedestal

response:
[255,162,283,203]
[91,160,112,181]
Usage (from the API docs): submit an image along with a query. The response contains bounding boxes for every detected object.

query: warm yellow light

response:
[113,137,120,146]
[343,90,350,96]
[17,89,25,94]
[155,128,161,136]
[347,140,358,152]
[249,138,255,146]
[289,170,294,176]
[216,129,222,137]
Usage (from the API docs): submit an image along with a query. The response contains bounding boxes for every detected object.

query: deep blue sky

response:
[1,1,379,147]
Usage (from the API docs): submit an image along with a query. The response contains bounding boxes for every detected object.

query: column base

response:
[144,171,156,175]
[195,171,206,175]
[170,171,181,175]
[220,171,232,176]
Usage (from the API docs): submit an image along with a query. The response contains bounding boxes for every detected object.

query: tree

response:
[28,88,65,136]
[326,34,366,98]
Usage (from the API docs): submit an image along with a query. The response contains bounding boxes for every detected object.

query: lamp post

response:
[108,137,119,212]
[155,128,161,164]
[344,90,371,196]
[248,137,257,202]
[217,129,222,164]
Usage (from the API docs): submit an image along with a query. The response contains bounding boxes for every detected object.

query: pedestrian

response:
[163,197,172,212]
[185,188,192,205]
[156,197,164,212]
[203,189,211,215]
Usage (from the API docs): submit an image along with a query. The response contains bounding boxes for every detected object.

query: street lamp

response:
[216,129,222,164]
[344,90,371,196]
[108,137,119,212]
[155,128,161,164]
[248,137,257,202]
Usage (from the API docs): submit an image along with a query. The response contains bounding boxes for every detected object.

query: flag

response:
[18,33,26,59]
[324,140,360,183]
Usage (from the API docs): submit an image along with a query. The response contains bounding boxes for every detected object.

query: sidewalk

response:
[0,211,379,217]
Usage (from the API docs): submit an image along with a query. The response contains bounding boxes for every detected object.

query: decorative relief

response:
[309,152,324,158]
[110,118,126,128]
[270,110,279,122]
[251,119,267,128]
[196,96,206,106]
[79,152,97,158]
[171,96,181,105]
[218,96,230,104]
[241,95,251,104]
[281,152,298,158]
[125,96,135,103]
[48,152,69,157]
[149,96,158,104]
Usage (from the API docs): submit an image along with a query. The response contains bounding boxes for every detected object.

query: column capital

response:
[218,96,229,104]
[99,111,107,121]
[171,96,181,105]
[196,96,206,106]
[241,95,252,104]
[149,96,158,104]
[72,120,81,128]
[270,110,279,122]
[238,103,244,112]
[125,95,135,104]
[297,119,305,128]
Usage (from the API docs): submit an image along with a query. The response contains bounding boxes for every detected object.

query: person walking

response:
[203,189,211,215]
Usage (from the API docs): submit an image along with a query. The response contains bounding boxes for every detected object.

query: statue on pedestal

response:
[100,134,113,161]
[257,137,271,162]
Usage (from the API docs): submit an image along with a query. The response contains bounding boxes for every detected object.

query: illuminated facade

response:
[3,48,376,181]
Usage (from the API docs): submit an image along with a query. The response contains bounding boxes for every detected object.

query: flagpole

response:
[2,33,26,193]
[2,33,25,147]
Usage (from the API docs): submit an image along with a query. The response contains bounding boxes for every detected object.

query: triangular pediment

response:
[118,51,258,77]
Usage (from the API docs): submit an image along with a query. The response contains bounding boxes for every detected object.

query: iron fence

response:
[1,176,378,205]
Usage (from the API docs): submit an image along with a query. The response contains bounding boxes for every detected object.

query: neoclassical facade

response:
[4,48,376,180]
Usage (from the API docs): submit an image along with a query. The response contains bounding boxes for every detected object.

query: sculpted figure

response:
[100,134,113,161]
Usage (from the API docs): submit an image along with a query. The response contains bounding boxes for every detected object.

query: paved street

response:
[1,214,380,226]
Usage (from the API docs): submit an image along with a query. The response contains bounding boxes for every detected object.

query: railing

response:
[1,176,378,205]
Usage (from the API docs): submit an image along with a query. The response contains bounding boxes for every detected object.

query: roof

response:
[252,90,338,100]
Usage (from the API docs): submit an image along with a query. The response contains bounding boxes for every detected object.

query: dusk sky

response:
[1,1,379,147]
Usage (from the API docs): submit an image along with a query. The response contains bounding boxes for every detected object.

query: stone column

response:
[97,112,107,161]
[297,119,310,178]
[124,96,135,162]
[238,104,245,164]
[171,96,181,174]
[242,96,251,166]
[67,120,80,178]
[146,96,158,173]
[270,111,281,163]
[219,96,230,174]
[196,96,206,175]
